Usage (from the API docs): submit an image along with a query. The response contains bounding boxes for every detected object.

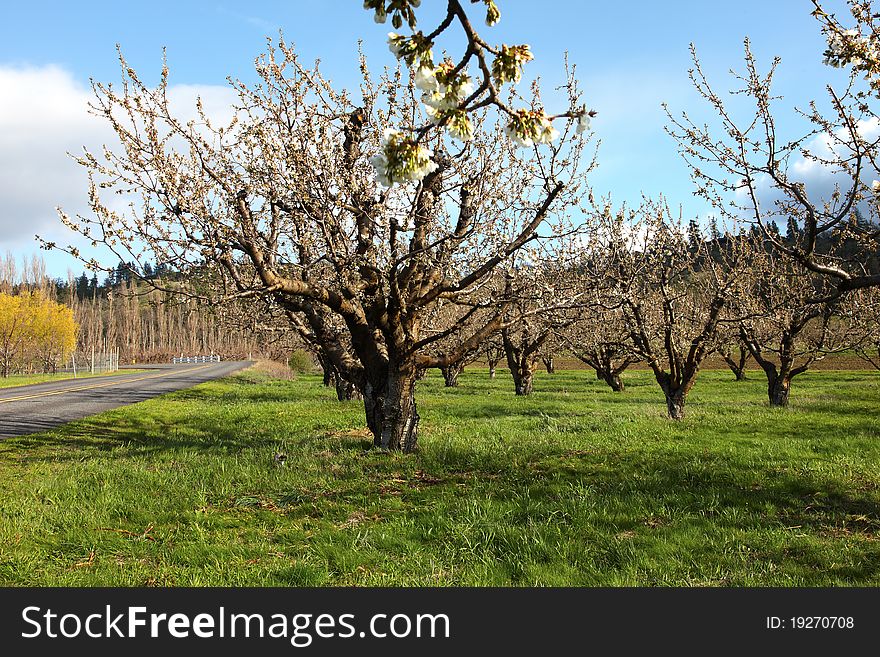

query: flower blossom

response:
[483,0,500,26]
[504,110,558,148]
[414,65,439,92]
[388,32,405,58]
[370,129,439,187]
[576,110,592,134]
[418,62,474,138]
[491,44,534,85]
[443,110,474,142]
[387,31,433,67]
[824,28,870,67]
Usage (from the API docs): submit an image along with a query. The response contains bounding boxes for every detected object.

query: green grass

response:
[0,369,147,389]
[0,366,878,586]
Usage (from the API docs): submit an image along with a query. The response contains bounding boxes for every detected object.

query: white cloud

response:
[0,65,104,245]
[761,117,879,211]
[216,7,280,34]
[0,65,238,275]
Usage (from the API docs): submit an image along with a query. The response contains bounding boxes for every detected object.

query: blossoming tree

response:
[562,303,642,392]
[665,0,880,301]
[51,1,593,451]
[734,249,853,407]
[594,201,749,419]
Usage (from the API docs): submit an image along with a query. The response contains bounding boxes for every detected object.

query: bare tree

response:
[419,299,490,387]
[716,337,752,381]
[499,262,581,396]
[483,335,504,379]
[842,286,880,369]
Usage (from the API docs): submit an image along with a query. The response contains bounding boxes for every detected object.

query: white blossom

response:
[445,111,474,142]
[504,110,558,148]
[370,152,392,187]
[537,116,559,144]
[421,70,473,113]
[365,1,387,23]
[371,129,439,186]
[504,122,534,148]
[447,121,473,142]
[414,66,439,92]
[387,32,403,58]
[576,111,591,134]
[422,90,443,110]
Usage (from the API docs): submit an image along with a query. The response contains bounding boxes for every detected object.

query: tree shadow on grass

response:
[401,442,880,582]
[4,400,357,466]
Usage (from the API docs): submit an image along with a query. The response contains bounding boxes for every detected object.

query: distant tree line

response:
[0,252,298,366]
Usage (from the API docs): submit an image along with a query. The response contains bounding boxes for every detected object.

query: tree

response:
[597,201,746,419]
[716,337,752,381]
[0,294,25,377]
[418,299,491,387]
[563,303,640,392]
[33,295,77,373]
[735,247,852,406]
[846,286,880,369]
[499,262,581,396]
[51,2,593,451]
[666,2,880,301]
[483,335,504,379]
[0,292,76,376]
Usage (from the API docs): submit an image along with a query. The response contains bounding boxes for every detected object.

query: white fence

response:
[172,355,222,364]
[66,348,120,376]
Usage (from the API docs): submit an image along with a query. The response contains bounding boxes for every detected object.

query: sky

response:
[0,0,851,278]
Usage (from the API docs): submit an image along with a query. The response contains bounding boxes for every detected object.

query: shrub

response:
[288,349,315,374]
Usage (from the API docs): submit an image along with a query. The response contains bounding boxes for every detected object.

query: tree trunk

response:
[600,371,625,392]
[488,358,499,379]
[768,373,791,407]
[664,389,687,420]
[722,349,748,381]
[503,336,536,396]
[334,376,361,401]
[440,362,464,387]
[542,356,555,374]
[317,354,333,387]
[363,365,420,452]
[511,364,534,396]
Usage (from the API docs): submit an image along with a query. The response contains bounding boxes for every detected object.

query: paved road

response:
[0,361,251,439]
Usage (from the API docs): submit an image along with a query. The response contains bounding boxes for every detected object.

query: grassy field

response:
[0,369,146,389]
[0,365,878,586]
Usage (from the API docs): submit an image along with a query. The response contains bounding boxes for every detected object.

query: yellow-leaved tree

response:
[0,292,77,376]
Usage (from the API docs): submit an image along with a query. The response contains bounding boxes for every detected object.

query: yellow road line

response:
[0,364,215,404]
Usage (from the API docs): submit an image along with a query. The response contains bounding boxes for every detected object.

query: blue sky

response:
[0,1,844,277]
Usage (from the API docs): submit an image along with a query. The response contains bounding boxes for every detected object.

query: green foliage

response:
[0,368,878,586]
[287,349,315,374]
